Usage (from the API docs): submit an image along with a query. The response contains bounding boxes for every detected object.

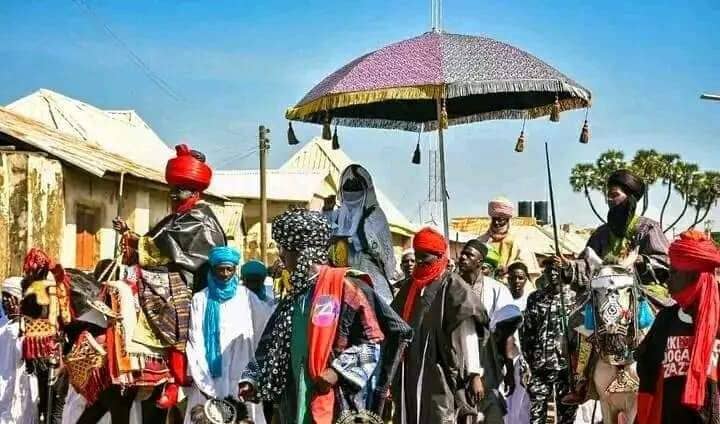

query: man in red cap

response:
[391,227,489,423]
[636,230,720,423]
[112,144,226,415]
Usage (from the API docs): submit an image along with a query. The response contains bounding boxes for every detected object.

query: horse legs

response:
[593,360,639,424]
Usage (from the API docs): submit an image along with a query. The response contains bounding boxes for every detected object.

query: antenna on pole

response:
[430,0,442,32]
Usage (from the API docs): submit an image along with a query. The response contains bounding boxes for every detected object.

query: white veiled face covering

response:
[335,189,366,238]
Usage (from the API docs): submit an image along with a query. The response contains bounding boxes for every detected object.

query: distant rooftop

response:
[6,89,175,171]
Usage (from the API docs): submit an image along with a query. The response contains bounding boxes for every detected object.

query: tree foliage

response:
[570,149,718,232]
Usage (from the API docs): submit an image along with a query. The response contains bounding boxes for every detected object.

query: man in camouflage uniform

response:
[522,260,578,424]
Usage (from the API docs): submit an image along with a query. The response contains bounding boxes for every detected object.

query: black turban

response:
[607,169,645,201]
[464,239,489,258]
[508,261,529,275]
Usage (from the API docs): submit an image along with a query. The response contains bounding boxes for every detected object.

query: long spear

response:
[545,141,574,388]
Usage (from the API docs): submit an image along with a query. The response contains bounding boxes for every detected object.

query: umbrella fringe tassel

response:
[579,120,590,144]
[412,141,421,164]
[515,131,526,152]
[286,82,592,122]
[550,95,561,122]
[332,125,340,150]
[288,122,300,145]
[322,118,332,140]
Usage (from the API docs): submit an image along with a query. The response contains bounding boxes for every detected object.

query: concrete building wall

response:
[61,168,174,270]
[0,152,64,281]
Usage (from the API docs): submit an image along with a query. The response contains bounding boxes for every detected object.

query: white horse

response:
[580,252,654,424]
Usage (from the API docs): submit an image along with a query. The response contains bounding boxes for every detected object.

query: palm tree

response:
[657,153,681,227]
[664,162,700,233]
[595,150,627,185]
[689,171,720,229]
[630,149,662,215]
[570,163,605,223]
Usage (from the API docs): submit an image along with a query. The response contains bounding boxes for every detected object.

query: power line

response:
[70,0,183,101]
[214,147,260,169]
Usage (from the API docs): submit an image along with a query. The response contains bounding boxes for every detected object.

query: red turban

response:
[165,144,212,192]
[413,226,447,257]
[668,230,720,410]
[403,227,449,321]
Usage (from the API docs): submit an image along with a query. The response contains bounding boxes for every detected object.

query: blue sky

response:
[2,0,719,229]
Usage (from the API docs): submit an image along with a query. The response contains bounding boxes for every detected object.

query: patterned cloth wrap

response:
[65,331,110,404]
[134,266,192,350]
[21,278,65,362]
[134,267,192,351]
[102,277,171,388]
[21,317,59,361]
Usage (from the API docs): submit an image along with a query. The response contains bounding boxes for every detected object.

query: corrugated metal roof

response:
[7,89,174,171]
[281,137,416,236]
[0,107,226,198]
[0,106,166,182]
[210,170,327,202]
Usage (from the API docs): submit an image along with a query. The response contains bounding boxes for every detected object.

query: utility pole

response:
[259,125,270,264]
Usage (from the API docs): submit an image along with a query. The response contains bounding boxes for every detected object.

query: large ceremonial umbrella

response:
[286,31,592,237]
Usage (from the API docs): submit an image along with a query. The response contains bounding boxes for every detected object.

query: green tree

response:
[689,171,720,229]
[656,153,681,228]
[570,163,605,223]
[664,162,700,233]
[630,149,662,216]
[595,150,627,184]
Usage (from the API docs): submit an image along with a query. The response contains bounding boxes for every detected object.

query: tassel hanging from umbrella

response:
[412,123,424,165]
[287,122,300,145]
[515,117,527,153]
[579,108,591,144]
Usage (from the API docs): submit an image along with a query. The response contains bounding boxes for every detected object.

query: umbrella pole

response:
[436,97,450,240]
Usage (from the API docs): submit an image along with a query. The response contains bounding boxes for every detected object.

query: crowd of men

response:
[0,146,718,424]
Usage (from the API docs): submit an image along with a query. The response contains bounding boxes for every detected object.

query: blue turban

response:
[205,246,240,378]
[241,260,268,280]
[208,246,240,267]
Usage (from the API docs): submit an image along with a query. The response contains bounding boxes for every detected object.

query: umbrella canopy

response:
[286,31,592,131]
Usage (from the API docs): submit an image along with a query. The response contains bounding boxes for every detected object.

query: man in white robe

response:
[0,277,39,424]
[324,164,397,304]
[185,247,272,424]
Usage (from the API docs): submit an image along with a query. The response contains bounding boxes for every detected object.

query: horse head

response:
[588,265,640,365]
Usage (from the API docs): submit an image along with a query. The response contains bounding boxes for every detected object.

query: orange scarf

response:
[402,227,449,322]
[307,266,346,423]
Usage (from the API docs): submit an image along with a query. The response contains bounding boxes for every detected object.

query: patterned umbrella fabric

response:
[286,31,592,131]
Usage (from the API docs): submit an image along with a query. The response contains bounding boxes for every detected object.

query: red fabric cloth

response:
[165,144,212,191]
[23,248,51,278]
[167,347,189,386]
[402,227,449,322]
[172,191,200,214]
[307,265,346,424]
[636,371,664,424]
[668,230,720,410]
[22,248,68,285]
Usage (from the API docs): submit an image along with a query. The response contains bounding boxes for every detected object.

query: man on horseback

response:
[111,144,226,418]
[554,169,670,404]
